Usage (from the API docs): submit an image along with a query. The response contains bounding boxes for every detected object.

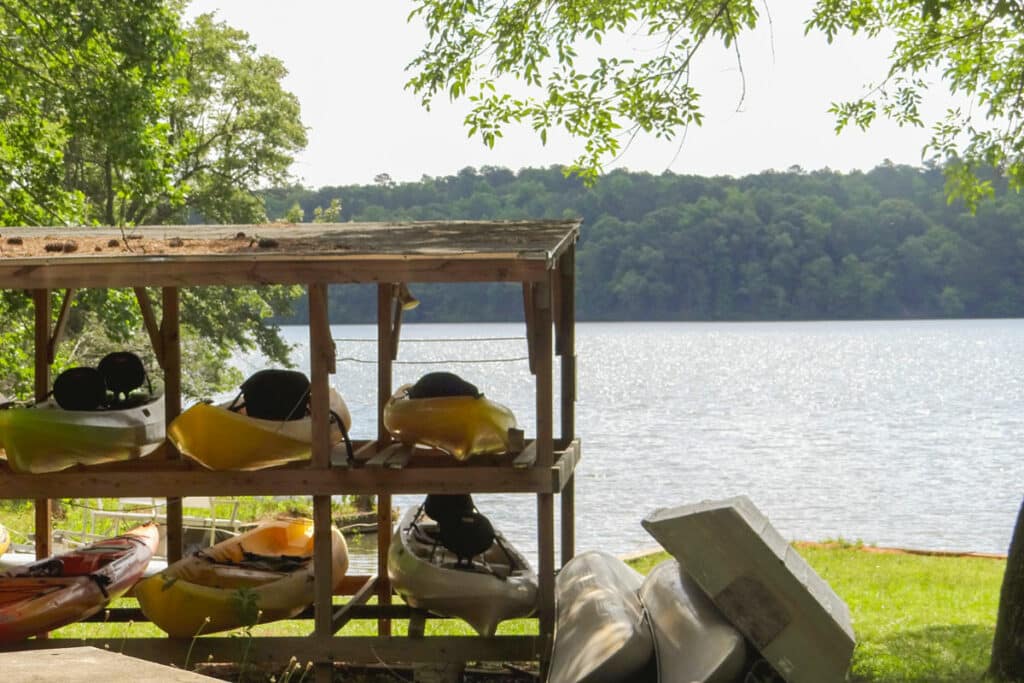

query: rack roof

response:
[0,220,580,288]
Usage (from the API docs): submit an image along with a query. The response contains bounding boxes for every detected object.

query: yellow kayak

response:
[383,384,517,460]
[0,523,9,556]
[168,389,350,470]
[135,517,347,637]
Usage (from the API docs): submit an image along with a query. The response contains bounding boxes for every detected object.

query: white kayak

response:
[640,559,747,683]
[0,394,165,473]
[388,505,537,636]
[548,550,655,683]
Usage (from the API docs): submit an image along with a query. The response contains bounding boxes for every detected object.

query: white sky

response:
[185,1,957,188]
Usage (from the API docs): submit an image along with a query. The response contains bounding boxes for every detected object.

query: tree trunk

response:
[990,497,1024,679]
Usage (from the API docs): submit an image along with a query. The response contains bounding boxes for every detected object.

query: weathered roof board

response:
[642,496,855,683]
[0,220,580,289]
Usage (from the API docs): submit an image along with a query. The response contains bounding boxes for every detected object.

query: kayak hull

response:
[383,386,516,460]
[549,550,655,683]
[640,559,746,683]
[135,517,347,636]
[388,506,536,636]
[0,523,159,641]
[168,389,350,470]
[0,395,165,473]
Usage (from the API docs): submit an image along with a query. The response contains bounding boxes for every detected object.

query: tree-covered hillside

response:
[266,163,1024,323]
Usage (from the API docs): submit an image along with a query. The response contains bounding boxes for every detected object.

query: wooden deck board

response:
[0,646,216,681]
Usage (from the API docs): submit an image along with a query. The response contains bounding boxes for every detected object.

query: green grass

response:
[628,546,1005,683]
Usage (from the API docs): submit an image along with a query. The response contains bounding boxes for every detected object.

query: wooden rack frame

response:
[0,220,580,681]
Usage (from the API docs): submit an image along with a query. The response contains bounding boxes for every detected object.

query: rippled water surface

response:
[237,319,1024,569]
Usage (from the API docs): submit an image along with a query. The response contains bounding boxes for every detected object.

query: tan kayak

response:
[135,517,347,636]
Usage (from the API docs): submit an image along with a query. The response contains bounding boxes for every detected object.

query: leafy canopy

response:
[406,0,1024,204]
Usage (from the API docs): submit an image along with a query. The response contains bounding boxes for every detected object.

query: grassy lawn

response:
[629,545,1004,683]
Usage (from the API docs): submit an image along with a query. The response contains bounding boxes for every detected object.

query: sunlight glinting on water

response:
[234,319,1024,571]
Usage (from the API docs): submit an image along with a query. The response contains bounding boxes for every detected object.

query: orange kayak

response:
[0,523,159,640]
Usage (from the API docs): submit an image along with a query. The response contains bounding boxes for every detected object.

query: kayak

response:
[0,394,166,473]
[388,504,537,636]
[135,516,348,636]
[0,523,159,641]
[549,550,655,683]
[383,384,516,460]
[0,524,8,556]
[167,389,350,470]
[639,559,746,683]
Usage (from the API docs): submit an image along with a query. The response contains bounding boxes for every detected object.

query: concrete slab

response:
[0,646,217,682]
[642,496,856,683]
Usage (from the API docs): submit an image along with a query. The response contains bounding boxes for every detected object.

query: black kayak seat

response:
[239,369,310,421]
[438,510,495,565]
[424,494,475,525]
[407,372,481,399]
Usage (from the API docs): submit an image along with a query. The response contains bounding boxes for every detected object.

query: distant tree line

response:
[264,163,1024,323]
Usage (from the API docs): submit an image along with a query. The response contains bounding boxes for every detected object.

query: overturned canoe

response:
[383,385,516,460]
[168,389,350,470]
[0,523,159,641]
[549,550,655,683]
[135,517,347,637]
[640,559,746,683]
[388,504,536,636]
[0,394,165,473]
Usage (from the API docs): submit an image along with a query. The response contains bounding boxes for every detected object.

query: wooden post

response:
[557,247,577,565]
[376,283,395,637]
[532,277,555,676]
[161,287,183,563]
[309,283,335,683]
[31,290,51,563]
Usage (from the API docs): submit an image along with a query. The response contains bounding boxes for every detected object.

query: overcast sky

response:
[185,1,957,188]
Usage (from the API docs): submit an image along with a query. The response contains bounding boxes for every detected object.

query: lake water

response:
[234,319,1024,571]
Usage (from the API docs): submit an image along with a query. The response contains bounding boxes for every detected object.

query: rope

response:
[337,356,529,365]
[333,336,524,343]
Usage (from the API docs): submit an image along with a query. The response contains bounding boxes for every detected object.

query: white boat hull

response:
[388,506,537,636]
[640,559,747,683]
[549,550,655,683]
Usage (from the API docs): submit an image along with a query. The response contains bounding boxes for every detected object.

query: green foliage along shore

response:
[266,163,1024,324]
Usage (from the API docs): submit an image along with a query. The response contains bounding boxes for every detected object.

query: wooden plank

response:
[408,610,427,639]
[365,442,406,468]
[377,284,395,637]
[522,283,536,375]
[533,278,553,469]
[0,635,542,666]
[0,465,564,498]
[46,288,75,364]
[386,444,413,469]
[313,495,333,636]
[331,576,378,633]
[537,493,555,679]
[308,283,333,469]
[0,256,552,290]
[161,287,183,564]
[0,646,216,682]
[512,442,537,470]
[557,247,577,564]
[32,289,51,564]
[133,287,163,367]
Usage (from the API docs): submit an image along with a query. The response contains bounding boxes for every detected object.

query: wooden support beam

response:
[133,287,164,367]
[522,283,537,375]
[376,284,396,637]
[160,287,183,563]
[557,247,577,565]
[31,290,51,565]
[331,576,378,633]
[308,283,333,469]
[45,288,75,365]
[537,492,555,679]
